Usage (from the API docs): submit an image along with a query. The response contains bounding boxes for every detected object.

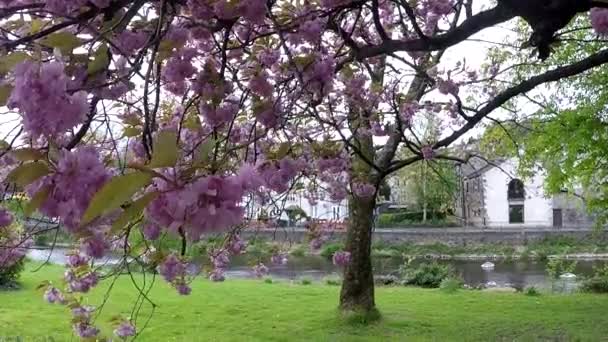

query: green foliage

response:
[323,276,341,286]
[393,159,458,216]
[524,286,541,297]
[263,277,274,284]
[2,198,26,220]
[319,242,344,259]
[546,258,578,280]
[82,171,154,224]
[6,161,50,187]
[149,130,179,168]
[439,277,464,293]
[299,277,312,285]
[289,244,307,257]
[0,257,25,288]
[498,15,608,222]
[402,262,455,288]
[284,206,309,224]
[377,212,457,228]
[580,265,608,294]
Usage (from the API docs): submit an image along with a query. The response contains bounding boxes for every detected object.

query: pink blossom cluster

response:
[71,305,100,339]
[257,157,304,193]
[187,0,267,23]
[421,145,435,160]
[158,254,192,294]
[46,0,109,15]
[271,253,288,265]
[332,251,351,267]
[8,61,89,139]
[64,253,99,293]
[112,30,148,56]
[146,174,251,241]
[253,262,269,278]
[591,8,608,35]
[27,146,110,235]
[114,320,137,339]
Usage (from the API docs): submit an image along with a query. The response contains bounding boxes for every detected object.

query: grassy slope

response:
[1,263,608,341]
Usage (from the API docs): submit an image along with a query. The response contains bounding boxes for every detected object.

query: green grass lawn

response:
[1,263,608,341]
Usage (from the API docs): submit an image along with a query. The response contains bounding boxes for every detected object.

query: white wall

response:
[284,194,348,221]
[483,159,552,227]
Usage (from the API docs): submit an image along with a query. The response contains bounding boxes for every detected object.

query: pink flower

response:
[591,8,608,35]
[332,251,351,267]
[253,263,269,278]
[421,145,434,160]
[114,321,136,339]
[8,61,89,139]
[44,287,65,304]
[0,207,12,228]
[437,78,459,95]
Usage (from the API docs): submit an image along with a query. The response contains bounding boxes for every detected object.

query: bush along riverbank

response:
[304,236,608,262]
[33,234,608,262]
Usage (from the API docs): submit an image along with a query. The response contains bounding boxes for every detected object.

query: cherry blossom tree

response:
[1,0,608,338]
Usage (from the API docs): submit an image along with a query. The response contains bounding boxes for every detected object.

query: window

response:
[508,179,525,200]
[509,204,524,223]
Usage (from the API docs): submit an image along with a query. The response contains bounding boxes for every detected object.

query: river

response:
[28,248,606,290]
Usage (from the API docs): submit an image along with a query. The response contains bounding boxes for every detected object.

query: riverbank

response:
[1,263,608,341]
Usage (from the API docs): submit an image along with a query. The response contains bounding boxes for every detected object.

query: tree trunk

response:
[339,195,376,313]
[422,162,427,223]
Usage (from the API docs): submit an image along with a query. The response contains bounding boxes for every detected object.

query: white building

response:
[457,158,593,228]
[246,191,349,225]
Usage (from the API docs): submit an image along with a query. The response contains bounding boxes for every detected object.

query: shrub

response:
[299,277,312,285]
[402,262,454,288]
[439,277,463,293]
[323,276,341,286]
[289,244,307,257]
[0,225,29,289]
[580,265,608,294]
[263,277,273,284]
[320,242,344,259]
[546,258,578,280]
[374,275,399,286]
[580,277,608,293]
[0,257,25,289]
[524,286,541,296]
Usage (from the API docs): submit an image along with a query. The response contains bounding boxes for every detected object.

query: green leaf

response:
[111,191,159,233]
[29,19,45,34]
[0,52,31,74]
[6,161,50,187]
[81,171,154,225]
[40,32,84,55]
[87,44,109,75]
[193,137,215,166]
[149,130,178,168]
[0,84,12,106]
[24,186,50,217]
[156,40,179,61]
[11,148,45,162]
[276,142,290,159]
[123,126,141,138]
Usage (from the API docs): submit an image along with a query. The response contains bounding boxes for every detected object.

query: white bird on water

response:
[481,261,495,270]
